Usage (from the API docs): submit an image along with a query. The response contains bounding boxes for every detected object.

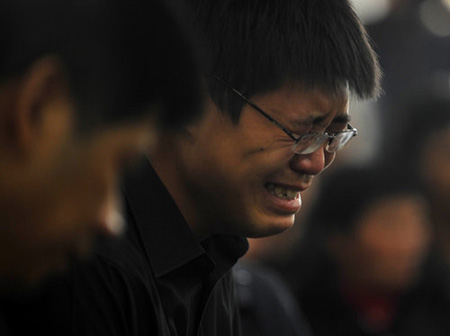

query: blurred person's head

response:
[393,95,450,262]
[421,123,450,203]
[396,95,450,206]
[152,0,381,239]
[0,0,202,286]
[314,167,431,291]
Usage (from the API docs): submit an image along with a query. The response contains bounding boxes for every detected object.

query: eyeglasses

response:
[215,76,357,155]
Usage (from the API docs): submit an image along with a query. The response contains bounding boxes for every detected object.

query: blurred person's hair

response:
[396,94,450,163]
[185,0,381,122]
[0,0,203,133]
[308,166,425,235]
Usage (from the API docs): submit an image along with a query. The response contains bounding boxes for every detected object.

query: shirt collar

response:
[122,157,248,278]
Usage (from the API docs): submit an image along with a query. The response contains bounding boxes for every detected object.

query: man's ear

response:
[1,56,71,157]
[183,95,217,144]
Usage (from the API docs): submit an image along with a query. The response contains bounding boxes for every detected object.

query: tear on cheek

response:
[243,147,268,157]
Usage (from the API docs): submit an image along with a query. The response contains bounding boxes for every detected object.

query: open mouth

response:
[265,183,300,201]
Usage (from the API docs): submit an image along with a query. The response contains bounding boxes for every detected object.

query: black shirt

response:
[7,159,248,336]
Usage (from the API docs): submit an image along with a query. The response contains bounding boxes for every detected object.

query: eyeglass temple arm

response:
[215,76,299,141]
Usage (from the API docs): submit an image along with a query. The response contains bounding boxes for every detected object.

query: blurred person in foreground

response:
[0,0,202,290]
[24,0,381,335]
[295,167,450,336]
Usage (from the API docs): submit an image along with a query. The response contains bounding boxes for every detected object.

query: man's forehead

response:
[290,108,350,125]
[267,85,350,127]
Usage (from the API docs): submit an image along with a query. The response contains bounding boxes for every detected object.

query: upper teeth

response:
[266,183,299,200]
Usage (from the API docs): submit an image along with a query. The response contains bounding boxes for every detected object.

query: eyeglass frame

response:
[215,76,358,155]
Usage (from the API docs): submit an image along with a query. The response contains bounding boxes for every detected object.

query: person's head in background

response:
[313,167,431,292]
[393,94,450,262]
[0,0,202,287]
[152,0,381,239]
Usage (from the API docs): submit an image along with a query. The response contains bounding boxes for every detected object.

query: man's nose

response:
[289,146,335,176]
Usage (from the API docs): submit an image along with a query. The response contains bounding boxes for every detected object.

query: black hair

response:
[395,94,450,167]
[308,165,425,236]
[185,0,382,122]
[0,0,203,132]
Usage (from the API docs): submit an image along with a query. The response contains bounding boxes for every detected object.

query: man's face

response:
[0,87,159,286]
[421,125,450,201]
[179,83,349,238]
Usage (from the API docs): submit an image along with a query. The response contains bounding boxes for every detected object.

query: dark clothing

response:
[296,253,450,336]
[0,311,11,336]
[234,261,312,336]
[7,159,248,336]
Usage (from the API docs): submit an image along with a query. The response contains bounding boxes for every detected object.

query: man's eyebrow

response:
[332,114,351,124]
[291,113,351,128]
[289,113,326,128]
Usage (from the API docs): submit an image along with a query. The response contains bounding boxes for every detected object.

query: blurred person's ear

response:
[0,56,73,160]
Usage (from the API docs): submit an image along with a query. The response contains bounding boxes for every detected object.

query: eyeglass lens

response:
[327,131,354,152]
[292,130,354,155]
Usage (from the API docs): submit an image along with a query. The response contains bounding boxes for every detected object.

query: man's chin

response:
[245,217,295,238]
